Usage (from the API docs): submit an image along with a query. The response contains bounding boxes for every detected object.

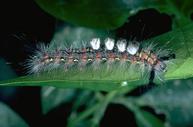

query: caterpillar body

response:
[27,37,175,82]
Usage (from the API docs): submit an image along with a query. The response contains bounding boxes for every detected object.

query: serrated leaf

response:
[0,102,29,127]
[41,87,76,114]
[137,78,193,127]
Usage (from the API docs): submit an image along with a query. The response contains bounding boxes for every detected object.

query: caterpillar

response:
[26,37,175,82]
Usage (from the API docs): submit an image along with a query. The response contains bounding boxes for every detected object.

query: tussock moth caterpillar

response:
[26,37,175,82]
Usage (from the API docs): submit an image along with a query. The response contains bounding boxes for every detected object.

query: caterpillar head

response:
[154,61,167,73]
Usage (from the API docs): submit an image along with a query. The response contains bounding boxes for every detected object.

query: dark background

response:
[0,0,175,127]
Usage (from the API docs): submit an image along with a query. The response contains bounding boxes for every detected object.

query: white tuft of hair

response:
[127,42,139,55]
[117,39,126,52]
[90,38,100,50]
[105,38,115,50]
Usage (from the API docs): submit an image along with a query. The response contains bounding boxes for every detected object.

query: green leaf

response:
[137,78,193,127]
[150,0,193,28]
[41,87,76,114]
[35,0,193,30]
[0,74,144,92]
[35,0,193,29]
[35,0,159,29]
[0,102,29,127]
[1,23,193,90]
[165,0,193,17]
[149,23,193,82]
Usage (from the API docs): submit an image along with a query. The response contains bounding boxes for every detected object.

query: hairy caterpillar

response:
[26,37,175,82]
